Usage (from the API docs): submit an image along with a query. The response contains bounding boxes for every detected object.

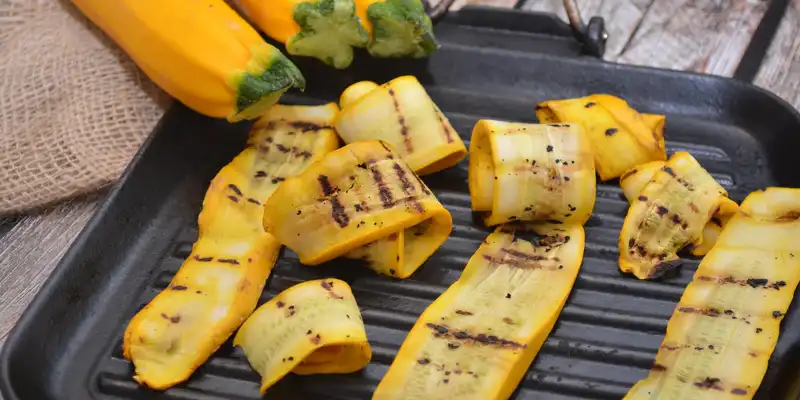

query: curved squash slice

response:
[620,161,739,256]
[335,76,467,175]
[235,279,371,394]
[122,104,340,389]
[262,140,452,278]
[618,152,738,280]
[468,119,596,227]
[373,222,585,399]
[625,187,800,400]
[535,95,667,181]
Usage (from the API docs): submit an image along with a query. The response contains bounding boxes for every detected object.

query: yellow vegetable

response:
[619,161,738,256]
[122,104,340,389]
[618,152,738,280]
[71,0,305,122]
[535,95,667,181]
[625,187,800,400]
[235,279,371,394]
[262,140,452,278]
[468,120,596,227]
[374,222,585,399]
[335,76,467,175]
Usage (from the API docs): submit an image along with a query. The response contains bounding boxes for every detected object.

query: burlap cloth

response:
[0,0,171,215]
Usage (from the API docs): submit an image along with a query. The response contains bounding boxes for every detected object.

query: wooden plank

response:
[755,0,800,111]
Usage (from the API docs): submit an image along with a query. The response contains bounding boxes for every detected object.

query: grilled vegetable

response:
[122,104,340,389]
[374,222,585,399]
[620,161,738,256]
[262,140,452,278]
[625,187,800,400]
[468,120,596,227]
[71,0,305,122]
[235,279,371,394]
[237,0,369,69]
[356,0,438,58]
[335,76,467,175]
[535,95,667,181]
[618,152,738,280]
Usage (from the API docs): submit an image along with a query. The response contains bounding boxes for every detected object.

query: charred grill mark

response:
[731,388,748,395]
[228,184,243,196]
[255,171,267,178]
[247,198,261,205]
[318,175,337,197]
[218,258,240,265]
[434,108,455,143]
[296,150,313,160]
[678,306,730,318]
[619,168,638,182]
[387,88,413,153]
[605,128,618,136]
[276,144,291,153]
[171,285,188,291]
[193,256,213,262]
[656,206,669,216]
[777,211,800,221]
[319,175,350,228]
[651,363,668,372]
[585,102,596,108]
[310,333,322,345]
[647,259,682,279]
[638,195,648,202]
[412,172,432,196]
[369,167,395,208]
[500,247,552,262]
[425,323,526,350]
[747,278,769,288]
[455,310,473,316]
[227,195,240,203]
[689,202,700,213]
[276,301,285,308]
[663,167,677,177]
[698,275,787,290]
[288,121,332,132]
[694,377,723,391]
[321,280,344,299]
[393,162,415,194]
[271,177,285,184]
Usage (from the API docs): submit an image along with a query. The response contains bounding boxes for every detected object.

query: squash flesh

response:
[335,76,467,175]
[122,104,340,389]
[535,95,666,181]
[234,279,371,394]
[373,223,585,399]
[468,120,596,226]
[625,188,800,400]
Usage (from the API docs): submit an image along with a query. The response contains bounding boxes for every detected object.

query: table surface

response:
[1,0,799,364]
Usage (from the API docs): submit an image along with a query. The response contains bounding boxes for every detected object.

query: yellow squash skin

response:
[262,140,452,278]
[535,95,667,181]
[71,0,305,122]
[122,104,340,389]
[619,161,739,256]
[618,152,738,280]
[625,187,800,400]
[234,279,371,394]
[335,76,468,175]
[468,120,596,227]
[373,223,585,399]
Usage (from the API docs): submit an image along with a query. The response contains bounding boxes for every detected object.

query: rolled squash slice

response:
[618,152,738,280]
[235,279,371,394]
[625,187,800,400]
[122,104,339,389]
[468,120,596,227]
[335,76,467,175]
[262,140,452,278]
[374,222,585,399]
[72,0,305,121]
[535,95,667,181]
[619,161,738,256]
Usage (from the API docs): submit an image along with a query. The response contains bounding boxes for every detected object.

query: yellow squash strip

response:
[122,104,340,389]
[235,279,371,394]
[468,120,596,227]
[619,161,738,256]
[374,222,585,399]
[535,95,667,181]
[72,0,304,122]
[335,76,467,175]
[262,140,452,278]
[618,152,738,280]
[625,187,800,400]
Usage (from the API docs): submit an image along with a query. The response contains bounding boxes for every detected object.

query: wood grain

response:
[755,0,800,111]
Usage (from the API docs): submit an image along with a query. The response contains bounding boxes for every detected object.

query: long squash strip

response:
[122,104,340,389]
[535,94,667,181]
[618,152,738,280]
[262,140,452,278]
[235,279,371,394]
[335,76,467,175]
[373,222,585,399]
[619,161,739,256]
[468,119,596,227]
[625,187,800,400]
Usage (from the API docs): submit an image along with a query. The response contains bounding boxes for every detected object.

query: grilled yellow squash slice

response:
[625,187,800,400]
[235,279,371,394]
[619,160,738,256]
[535,95,667,181]
[374,222,585,399]
[468,120,596,227]
[335,76,467,175]
[618,152,738,279]
[122,104,340,389]
[262,140,452,278]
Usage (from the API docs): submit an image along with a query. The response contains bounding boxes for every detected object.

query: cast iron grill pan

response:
[3,7,800,400]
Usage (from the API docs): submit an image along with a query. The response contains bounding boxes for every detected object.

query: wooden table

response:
[1,0,799,360]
